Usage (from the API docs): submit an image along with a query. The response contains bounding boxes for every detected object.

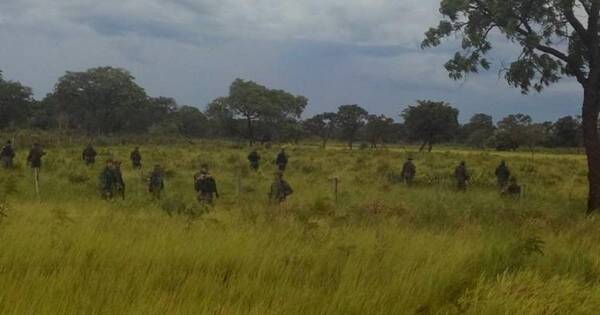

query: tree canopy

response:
[402,100,459,152]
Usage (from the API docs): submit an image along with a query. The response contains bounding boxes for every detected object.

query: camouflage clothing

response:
[148,168,165,199]
[248,151,261,171]
[269,178,293,203]
[99,166,118,199]
[401,160,416,185]
[130,149,142,169]
[27,145,45,169]
[194,172,219,204]
[454,163,470,191]
[0,143,15,168]
[276,151,288,171]
[115,165,126,199]
[495,162,511,188]
[82,146,97,166]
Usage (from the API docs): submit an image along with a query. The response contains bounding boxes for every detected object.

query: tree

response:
[365,115,396,148]
[401,100,459,152]
[174,106,208,138]
[303,112,337,148]
[460,113,495,148]
[52,67,150,135]
[0,70,34,129]
[551,115,582,147]
[223,79,307,145]
[336,105,369,149]
[493,114,533,151]
[423,1,600,212]
[205,97,239,138]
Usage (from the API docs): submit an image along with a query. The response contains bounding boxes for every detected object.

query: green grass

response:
[0,143,599,314]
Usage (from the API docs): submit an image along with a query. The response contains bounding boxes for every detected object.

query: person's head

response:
[106,159,115,168]
[280,148,285,153]
[510,177,517,183]
[154,164,161,171]
[501,160,506,165]
[407,157,413,161]
[460,161,466,166]
[6,140,11,146]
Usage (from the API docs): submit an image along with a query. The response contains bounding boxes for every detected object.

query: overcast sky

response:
[0,0,582,122]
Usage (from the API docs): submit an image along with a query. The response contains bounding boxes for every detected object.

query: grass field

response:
[0,143,599,314]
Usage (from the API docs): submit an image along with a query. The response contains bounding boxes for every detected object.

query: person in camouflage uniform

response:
[148,164,165,199]
[269,171,293,203]
[502,177,522,198]
[194,165,219,204]
[0,140,15,169]
[495,160,511,188]
[27,143,45,169]
[99,159,118,199]
[82,144,97,166]
[130,147,142,169]
[114,161,126,199]
[276,148,288,171]
[401,157,416,186]
[247,149,261,171]
[454,161,470,191]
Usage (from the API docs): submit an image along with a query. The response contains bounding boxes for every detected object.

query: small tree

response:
[303,112,337,148]
[460,113,495,148]
[493,114,533,151]
[365,115,396,148]
[401,100,459,152]
[336,105,369,149]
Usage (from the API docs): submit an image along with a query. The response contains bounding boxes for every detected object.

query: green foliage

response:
[336,104,369,149]
[402,100,459,151]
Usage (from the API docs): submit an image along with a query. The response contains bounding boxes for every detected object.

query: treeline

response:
[0,67,581,150]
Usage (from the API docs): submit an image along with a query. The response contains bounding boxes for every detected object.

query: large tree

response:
[460,113,496,148]
[52,67,150,134]
[365,114,396,148]
[423,0,600,212]
[336,105,369,149]
[303,112,337,148]
[0,70,34,129]
[223,78,307,145]
[493,114,533,151]
[402,100,459,152]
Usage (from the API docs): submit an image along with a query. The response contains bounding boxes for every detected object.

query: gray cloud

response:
[0,0,582,122]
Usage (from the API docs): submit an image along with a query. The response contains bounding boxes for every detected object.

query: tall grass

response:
[0,144,598,314]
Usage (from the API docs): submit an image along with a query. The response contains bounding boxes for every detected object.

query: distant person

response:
[114,161,126,199]
[269,171,293,203]
[276,148,288,171]
[247,149,261,171]
[82,144,97,166]
[502,177,522,198]
[1,140,15,169]
[27,143,46,169]
[401,157,416,186]
[130,147,142,169]
[194,165,219,204]
[454,161,470,191]
[148,164,165,199]
[99,159,117,199]
[495,160,511,188]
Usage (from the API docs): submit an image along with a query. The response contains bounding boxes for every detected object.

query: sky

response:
[0,0,583,123]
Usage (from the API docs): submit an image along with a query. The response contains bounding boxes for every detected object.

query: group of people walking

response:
[2,140,522,204]
[399,157,522,196]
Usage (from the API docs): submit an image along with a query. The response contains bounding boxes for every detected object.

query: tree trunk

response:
[427,141,433,152]
[322,138,327,149]
[419,141,427,152]
[246,116,254,146]
[582,85,600,214]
